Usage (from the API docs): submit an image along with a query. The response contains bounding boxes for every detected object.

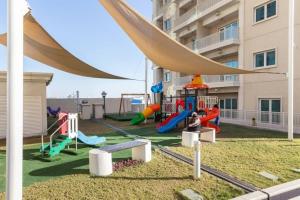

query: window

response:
[219,98,238,110]
[254,0,277,23]
[259,98,281,124]
[221,60,239,81]
[164,19,172,31]
[254,49,276,68]
[220,98,238,118]
[164,72,171,82]
[219,21,238,41]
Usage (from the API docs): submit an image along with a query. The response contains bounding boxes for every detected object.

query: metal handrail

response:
[41,118,61,151]
[49,119,69,149]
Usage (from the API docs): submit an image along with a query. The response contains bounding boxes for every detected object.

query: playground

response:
[0,0,299,199]
[1,118,300,199]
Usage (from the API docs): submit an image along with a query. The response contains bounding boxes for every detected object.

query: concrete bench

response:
[182,130,200,148]
[182,128,216,148]
[89,139,151,176]
[200,128,215,143]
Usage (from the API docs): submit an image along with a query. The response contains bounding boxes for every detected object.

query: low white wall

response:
[47,98,133,119]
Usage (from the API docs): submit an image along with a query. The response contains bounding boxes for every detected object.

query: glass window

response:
[219,21,238,41]
[255,1,277,23]
[271,100,281,112]
[255,6,265,22]
[260,100,270,112]
[267,1,276,18]
[164,72,171,82]
[255,53,265,67]
[225,99,232,109]
[254,49,276,68]
[220,99,225,109]
[267,50,276,66]
[225,60,239,68]
[164,19,172,31]
[232,99,238,109]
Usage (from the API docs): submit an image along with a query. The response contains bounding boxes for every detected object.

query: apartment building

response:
[152,0,300,132]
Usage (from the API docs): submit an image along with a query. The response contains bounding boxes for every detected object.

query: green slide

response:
[131,113,145,125]
[40,135,73,158]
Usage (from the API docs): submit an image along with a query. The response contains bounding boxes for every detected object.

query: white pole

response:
[194,141,201,179]
[145,57,148,107]
[144,57,148,123]
[6,0,27,199]
[288,0,295,141]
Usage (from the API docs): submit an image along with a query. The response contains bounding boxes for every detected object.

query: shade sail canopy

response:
[98,0,281,75]
[0,12,126,79]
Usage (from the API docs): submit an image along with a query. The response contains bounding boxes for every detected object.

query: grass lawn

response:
[120,121,300,189]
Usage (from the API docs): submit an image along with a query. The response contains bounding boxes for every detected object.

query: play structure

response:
[47,106,61,117]
[130,82,163,125]
[118,93,151,114]
[151,81,163,94]
[129,75,221,134]
[41,112,106,158]
[158,75,220,134]
[131,104,160,125]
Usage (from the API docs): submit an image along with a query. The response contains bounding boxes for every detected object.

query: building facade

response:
[152,0,300,132]
[0,72,53,138]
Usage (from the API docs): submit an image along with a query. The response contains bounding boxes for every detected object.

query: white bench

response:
[200,128,216,143]
[89,139,151,176]
[182,130,200,148]
[182,128,216,148]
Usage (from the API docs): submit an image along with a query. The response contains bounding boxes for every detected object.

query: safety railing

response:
[195,28,239,50]
[174,0,229,27]
[220,110,300,133]
[175,75,239,88]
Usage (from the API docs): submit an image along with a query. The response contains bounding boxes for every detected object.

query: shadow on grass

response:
[28,156,131,177]
[29,158,89,176]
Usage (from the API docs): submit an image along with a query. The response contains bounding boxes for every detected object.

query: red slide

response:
[156,113,179,129]
[200,107,221,134]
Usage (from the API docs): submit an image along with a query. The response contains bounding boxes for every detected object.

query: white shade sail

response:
[98,0,283,75]
[0,12,127,79]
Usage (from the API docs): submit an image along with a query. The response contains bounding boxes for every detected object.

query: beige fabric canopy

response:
[0,12,126,79]
[98,0,280,75]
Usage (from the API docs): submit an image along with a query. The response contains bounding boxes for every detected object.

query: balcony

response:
[175,74,239,90]
[174,0,237,30]
[203,74,239,88]
[186,28,239,53]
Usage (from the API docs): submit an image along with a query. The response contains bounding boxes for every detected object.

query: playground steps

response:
[40,135,73,157]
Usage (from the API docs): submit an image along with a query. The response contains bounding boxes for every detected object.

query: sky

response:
[0,0,153,98]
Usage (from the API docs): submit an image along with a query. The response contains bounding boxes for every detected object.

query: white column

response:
[6,0,27,199]
[288,0,295,141]
[144,57,148,123]
[145,57,148,108]
[193,141,201,179]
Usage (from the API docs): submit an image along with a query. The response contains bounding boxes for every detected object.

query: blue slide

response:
[77,131,106,146]
[158,110,191,133]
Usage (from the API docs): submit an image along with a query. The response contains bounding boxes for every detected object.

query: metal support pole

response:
[76,90,80,114]
[6,0,28,199]
[194,141,201,179]
[144,57,148,123]
[288,0,295,141]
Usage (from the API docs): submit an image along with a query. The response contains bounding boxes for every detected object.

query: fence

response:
[220,110,300,133]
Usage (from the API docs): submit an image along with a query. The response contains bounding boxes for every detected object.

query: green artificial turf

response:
[0,132,132,192]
